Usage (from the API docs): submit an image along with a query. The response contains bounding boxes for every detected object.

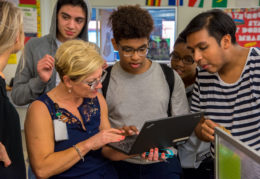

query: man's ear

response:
[111,38,118,51]
[221,34,232,49]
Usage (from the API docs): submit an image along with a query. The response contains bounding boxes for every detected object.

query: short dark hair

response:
[170,36,186,57]
[109,5,154,43]
[174,36,186,46]
[57,0,88,19]
[181,9,237,45]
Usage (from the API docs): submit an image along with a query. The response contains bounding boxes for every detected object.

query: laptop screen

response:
[214,127,260,179]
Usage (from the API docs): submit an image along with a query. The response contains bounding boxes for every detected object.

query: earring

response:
[68,89,72,93]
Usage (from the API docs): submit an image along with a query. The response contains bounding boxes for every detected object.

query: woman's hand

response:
[120,125,139,136]
[88,128,125,150]
[0,142,11,167]
[141,148,167,162]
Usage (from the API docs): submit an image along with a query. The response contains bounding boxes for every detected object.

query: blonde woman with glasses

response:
[25,40,137,179]
[0,1,26,178]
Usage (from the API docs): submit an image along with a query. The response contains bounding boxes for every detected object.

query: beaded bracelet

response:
[73,145,84,162]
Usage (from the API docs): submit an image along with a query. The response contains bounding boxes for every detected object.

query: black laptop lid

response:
[129,112,203,154]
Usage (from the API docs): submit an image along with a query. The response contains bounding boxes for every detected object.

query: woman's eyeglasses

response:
[82,70,107,90]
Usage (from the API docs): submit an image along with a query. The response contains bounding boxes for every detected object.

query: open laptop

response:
[108,112,203,155]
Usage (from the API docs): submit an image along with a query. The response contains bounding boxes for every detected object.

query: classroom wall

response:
[4,0,259,130]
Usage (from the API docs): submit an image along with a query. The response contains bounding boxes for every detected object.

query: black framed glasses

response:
[171,53,194,65]
[82,70,107,90]
[118,44,149,57]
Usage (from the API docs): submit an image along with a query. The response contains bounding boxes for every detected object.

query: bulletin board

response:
[19,0,41,43]
[224,8,260,48]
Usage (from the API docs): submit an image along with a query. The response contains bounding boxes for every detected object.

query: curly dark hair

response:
[109,5,154,43]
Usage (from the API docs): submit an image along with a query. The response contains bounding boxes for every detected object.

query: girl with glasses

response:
[170,36,197,103]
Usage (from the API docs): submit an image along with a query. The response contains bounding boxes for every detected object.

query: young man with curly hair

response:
[104,5,189,179]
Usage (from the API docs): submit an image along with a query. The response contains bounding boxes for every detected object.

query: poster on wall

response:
[19,0,38,44]
[224,8,260,48]
[20,4,37,35]
[100,9,115,62]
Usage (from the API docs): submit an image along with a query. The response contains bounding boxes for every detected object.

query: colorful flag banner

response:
[19,0,36,5]
[188,0,204,8]
[146,0,161,6]
[168,0,184,6]
[212,0,227,8]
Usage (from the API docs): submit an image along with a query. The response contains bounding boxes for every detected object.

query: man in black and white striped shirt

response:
[181,9,260,154]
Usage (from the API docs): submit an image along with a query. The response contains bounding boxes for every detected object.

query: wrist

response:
[195,123,203,140]
[73,144,84,162]
[78,140,92,154]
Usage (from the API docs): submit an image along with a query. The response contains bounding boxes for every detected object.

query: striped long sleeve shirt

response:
[191,47,260,152]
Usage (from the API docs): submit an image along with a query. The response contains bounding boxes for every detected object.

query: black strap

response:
[102,65,113,98]
[102,64,175,116]
[159,63,174,117]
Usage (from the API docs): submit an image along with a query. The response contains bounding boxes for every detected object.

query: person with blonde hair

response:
[25,39,131,178]
[0,1,26,178]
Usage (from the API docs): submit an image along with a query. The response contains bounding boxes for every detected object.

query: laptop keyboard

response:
[112,135,138,153]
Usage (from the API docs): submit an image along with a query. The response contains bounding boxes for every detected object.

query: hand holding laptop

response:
[117,125,166,162]
[141,148,170,162]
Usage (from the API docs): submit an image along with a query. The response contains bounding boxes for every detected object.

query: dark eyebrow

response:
[172,51,179,55]
[75,17,85,21]
[187,46,193,50]
[121,44,148,49]
[61,12,71,17]
[188,41,208,49]
[138,44,148,48]
[60,12,85,20]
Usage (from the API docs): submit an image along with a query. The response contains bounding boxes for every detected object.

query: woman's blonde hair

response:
[0,1,24,55]
[55,40,104,82]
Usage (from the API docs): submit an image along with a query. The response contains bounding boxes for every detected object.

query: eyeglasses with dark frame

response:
[170,53,194,65]
[82,70,107,90]
[118,44,149,57]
